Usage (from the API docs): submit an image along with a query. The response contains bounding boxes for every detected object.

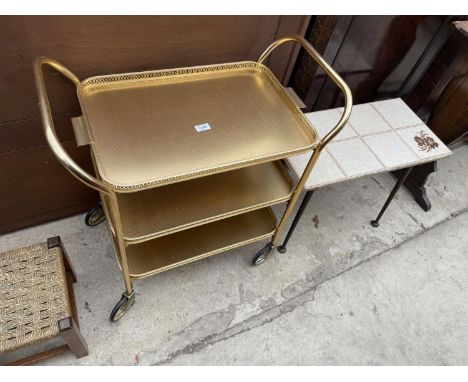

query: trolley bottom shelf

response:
[121,208,277,279]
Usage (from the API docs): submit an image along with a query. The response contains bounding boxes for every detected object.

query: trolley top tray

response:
[78,61,318,191]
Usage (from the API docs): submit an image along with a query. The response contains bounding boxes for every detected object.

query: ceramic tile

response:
[306,109,357,141]
[396,125,452,160]
[291,100,451,190]
[287,150,346,190]
[346,103,391,135]
[363,131,419,169]
[372,98,424,128]
[327,138,384,177]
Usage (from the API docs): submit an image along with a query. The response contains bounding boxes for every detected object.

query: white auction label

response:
[194,123,212,132]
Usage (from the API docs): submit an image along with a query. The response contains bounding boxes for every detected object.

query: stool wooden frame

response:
[0,236,88,365]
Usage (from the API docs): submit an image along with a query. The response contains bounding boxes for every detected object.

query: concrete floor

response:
[1,146,467,365]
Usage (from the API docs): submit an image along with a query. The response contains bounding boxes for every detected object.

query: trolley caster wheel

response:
[110,292,135,322]
[85,204,106,226]
[252,244,273,266]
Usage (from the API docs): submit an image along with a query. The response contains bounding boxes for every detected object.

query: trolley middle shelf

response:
[103,160,293,244]
[117,207,277,278]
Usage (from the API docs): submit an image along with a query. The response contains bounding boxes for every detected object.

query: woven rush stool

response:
[0,236,88,365]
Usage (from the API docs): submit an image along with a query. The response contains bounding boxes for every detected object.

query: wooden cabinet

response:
[398,21,468,211]
[291,16,451,110]
[290,16,467,212]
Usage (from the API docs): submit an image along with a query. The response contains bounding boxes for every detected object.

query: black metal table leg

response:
[277,190,315,253]
[371,166,413,227]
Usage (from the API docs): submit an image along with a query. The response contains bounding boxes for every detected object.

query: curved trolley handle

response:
[258,35,352,148]
[257,35,353,251]
[33,57,110,194]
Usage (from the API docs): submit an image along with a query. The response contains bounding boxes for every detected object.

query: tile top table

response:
[278,98,452,253]
[287,98,452,191]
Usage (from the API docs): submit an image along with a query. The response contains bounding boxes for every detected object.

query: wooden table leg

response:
[392,161,436,212]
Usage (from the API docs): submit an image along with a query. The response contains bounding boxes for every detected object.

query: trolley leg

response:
[277,190,314,254]
[371,166,413,227]
[252,148,323,266]
[106,192,136,321]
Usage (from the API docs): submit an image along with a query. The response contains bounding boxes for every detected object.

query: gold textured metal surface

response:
[111,161,292,244]
[78,61,318,191]
[121,208,276,278]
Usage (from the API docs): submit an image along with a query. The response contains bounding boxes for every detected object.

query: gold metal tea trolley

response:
[34,36,352,321]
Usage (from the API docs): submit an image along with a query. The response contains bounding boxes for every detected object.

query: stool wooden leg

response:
[48,236,77,283]
[58,317,88,358]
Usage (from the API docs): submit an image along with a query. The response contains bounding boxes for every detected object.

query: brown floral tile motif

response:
[414,130,439,152]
